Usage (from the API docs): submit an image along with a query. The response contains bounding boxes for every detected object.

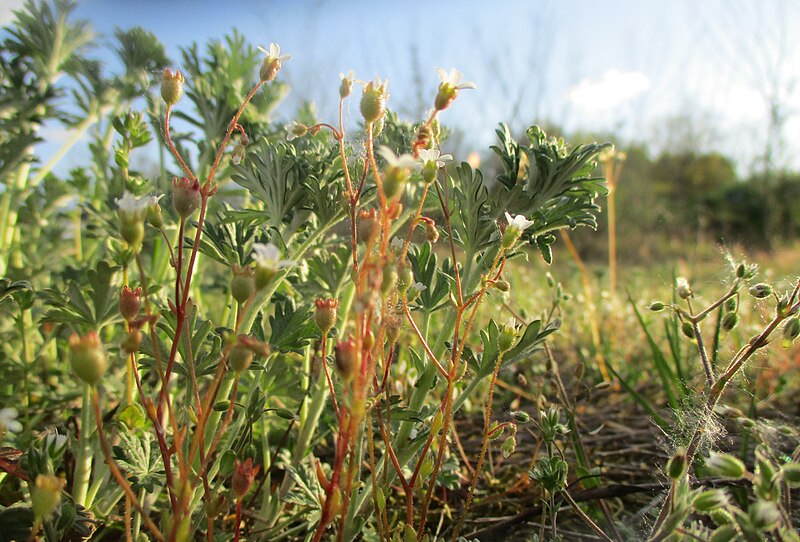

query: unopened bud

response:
[339,71,354,99]
[749,500,780,530]
[424,220,439,243]
[31,474,65,521]
[649,301,665,312]
[231,458,260,500]
[119,285,142,322]
[722,312,739,331]
[121,329,142,355]
[172,177,201,219]
[676,277,693,300]
[147,203,164,229]
[681,321,695,339]
[749,283,772,299]
[397,265,414,295]
[692,489,729,512]
[667,448,688,480]
[161,68,184,106]
[334,337,357,382]
[358,208,380,244]
[231,143,246,165]
[705,453,746,479]
[69,332,108,385]
[229,342,254,373]
[498,319,518,352]
[494,279,511,293]
[231,266,255,304]
[783,462,800,486]
[360,80,388,124]
[314,298,339,334]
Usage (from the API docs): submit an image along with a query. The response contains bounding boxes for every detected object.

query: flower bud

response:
[649,301,665,312]
[721,312,739,332]
[231,143,246,165]
[314,298,339,334]
[172,177,201,219]
[681,321,695,339]
[360,79,388,124]
[782,462,800,486]
[424,220,439,243]
[339,71,354,99]
[231,266,255,304]
[676,277,693,300]
[749,283,772,299]
[705,453,745,479]
[363,329,375,351]
[334,337,357,382]
[749,500,780,530]
[231,458,260,500]
[385,315,401,344]
[161,68,184,106]
[259,43,290,82]
[69,332,108,385]
[709,525,737,542]
[119,285,142,322]
[31,474,65,521]
[397,265,414,295]
[782,317,800,347]
[381,263,398,295]
[501,434,517,458]
[358,208,380,244]
[229,342,254,373]
[498,319,518,353]
[692,489,729,512]
[382,164,410,201]
[147,202,164,229]
[667,448,688,480]
[510,410,532,424]
[121,329,142,355]
[494,279,511,293]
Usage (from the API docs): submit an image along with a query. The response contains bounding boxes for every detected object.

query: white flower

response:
[116,191,157,214]
[378,146,416,169]
[418,149,453,169]
[435,68,476,90]
[410,282,427,294]
[252,242,293,270]
[0,407,22,435]
[44,429,67,454]
[504,212,534,233]
[258,43,292,63]
[389,237,405,253]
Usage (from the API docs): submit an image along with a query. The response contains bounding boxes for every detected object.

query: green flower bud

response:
[31,474,64,521]
[360,79,388,124]
[782,317,800,348]
[397,265,414,295]
[231,143,246,165]
[749,500,780,531]
[722,312,739,331]
[172,177,201,219]
[383,165,410,201]
[709,525,738,542]
[667,448,688,480]
[121,329,142,355]
[494,279,511,292]
[681,321,695,339]
[359,209,380,244]
[692,489,729,512]
[705,453,746,479]
[782,462,800,486]
[314,298,338,334]
[161,68,184,106]
[749,283,772,299]
[339,71,354,99]
[498,319,518,353]
[229,343,254,373]
[69,332,108,386]
[676,277,693,299]
[147,202,164,229]
[649,301,666,312]
[230,266,255,304]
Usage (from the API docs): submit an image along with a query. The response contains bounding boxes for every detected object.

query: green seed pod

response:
[681,321,695,339]
[498,320,518,353]
[749,500,780,531]
[736,263,746,278]
[494,279,511,292]
[230,266,255,304]
[721,312,739,331]
[667,449,688,480]
[782,317,800,346]
[381,264,398,295]
[161,68,184,106]
[121,329,142,355]
[147,203,164,229]
[31,474,64,521]
[749,283,772,299]
[120,220,144,249]
[382,165,410,201]
[724,297,737,313]
[229,343,254,373]
[709,525,738,542]
[705,453,746,479]
[425,220,439,243]
[334,338,357,382]
[649,301,665,312]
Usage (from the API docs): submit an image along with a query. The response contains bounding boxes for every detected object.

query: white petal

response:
[269,43,280,58]
[457,81,477,90]
[436,67,448,83]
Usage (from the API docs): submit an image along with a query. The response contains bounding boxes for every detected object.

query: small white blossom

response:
[410,282,427,294]
[116,192,159,215]
[389,237,405,253]
[435,68,476,90]
[418,149,452,169]
[504,212,534,233]
[0,407,22,435]
[379,146,417,170]
[258,43,292,63]
[252,242,293,270]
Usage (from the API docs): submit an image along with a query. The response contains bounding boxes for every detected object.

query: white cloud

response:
[0,0,25,26]
[567,70,651,113]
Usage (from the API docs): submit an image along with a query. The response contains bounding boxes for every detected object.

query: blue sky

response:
[3,0,799,174]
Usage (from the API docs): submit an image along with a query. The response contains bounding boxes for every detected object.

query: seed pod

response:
[119,285,142,322]
[424,220,439,243]
[31,474,65,521]
[692,489,729,512]
[172,177,201,219]
[230,266,255,304]
[498,320,518,353]
[382,165,410,201]
[360,80,388,124]
[782,317,800,346]
[314,298,339,334]
[229,343,254,373]
[385,316,401,344]
[494,279,511,293]
[676,277,692,300]
[381,264,398,295]
[121,329,142,355]
[69,332,108,386]
[161,68,184,106]
[397,265,414,295]
[358,208,380,244]
[749,500,780,531]
[231,458,260,500]
[681,321,695,339]
[649,301,665,312]
[147,203,164,229]
[724,297,737,313]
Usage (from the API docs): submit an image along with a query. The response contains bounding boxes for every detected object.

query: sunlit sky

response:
[3,0,800,174]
